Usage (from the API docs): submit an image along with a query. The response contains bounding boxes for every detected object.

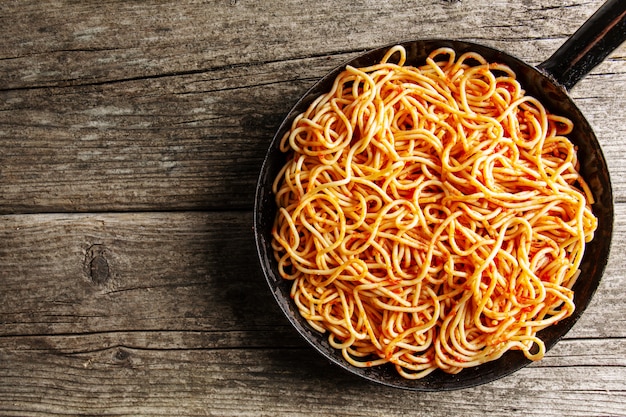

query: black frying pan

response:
[254,0,624,390]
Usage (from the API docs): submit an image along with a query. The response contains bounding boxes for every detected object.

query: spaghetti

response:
[270,45,597,379]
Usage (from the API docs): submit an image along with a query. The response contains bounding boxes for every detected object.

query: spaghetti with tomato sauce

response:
[270,45,597,379]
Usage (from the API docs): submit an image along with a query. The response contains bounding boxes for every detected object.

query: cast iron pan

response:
[254,0,624,390]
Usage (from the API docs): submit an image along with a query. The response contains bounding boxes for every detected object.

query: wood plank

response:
[0,58,317,213]
[0,0,610,89]
[1,208,625,339]
[0,339,624,416]
[0,50,624,213]
[1,0,624,213]
[0,211,288,336]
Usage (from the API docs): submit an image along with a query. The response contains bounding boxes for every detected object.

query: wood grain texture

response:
[1,0,624,213]
[1,208,625,416]
[0,0,605,89]
[1,0,625,415]
[1,209,625,338]
[1,343,625,417]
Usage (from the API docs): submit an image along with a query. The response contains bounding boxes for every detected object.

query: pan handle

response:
[537,0,626,91]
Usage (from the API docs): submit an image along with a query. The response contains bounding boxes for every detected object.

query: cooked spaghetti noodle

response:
[270,45,597,379]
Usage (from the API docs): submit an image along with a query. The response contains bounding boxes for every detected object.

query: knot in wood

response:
[85,244,110,285]
[114,348,131,362]
[90,255,110,285]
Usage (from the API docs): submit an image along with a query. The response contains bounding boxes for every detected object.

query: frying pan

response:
[254,0,624,390]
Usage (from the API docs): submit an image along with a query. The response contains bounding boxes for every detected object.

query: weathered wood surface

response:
[1,0,625,213]
[1,0,625,416]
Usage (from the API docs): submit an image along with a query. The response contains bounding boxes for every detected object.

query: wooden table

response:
[1,1,625,415]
